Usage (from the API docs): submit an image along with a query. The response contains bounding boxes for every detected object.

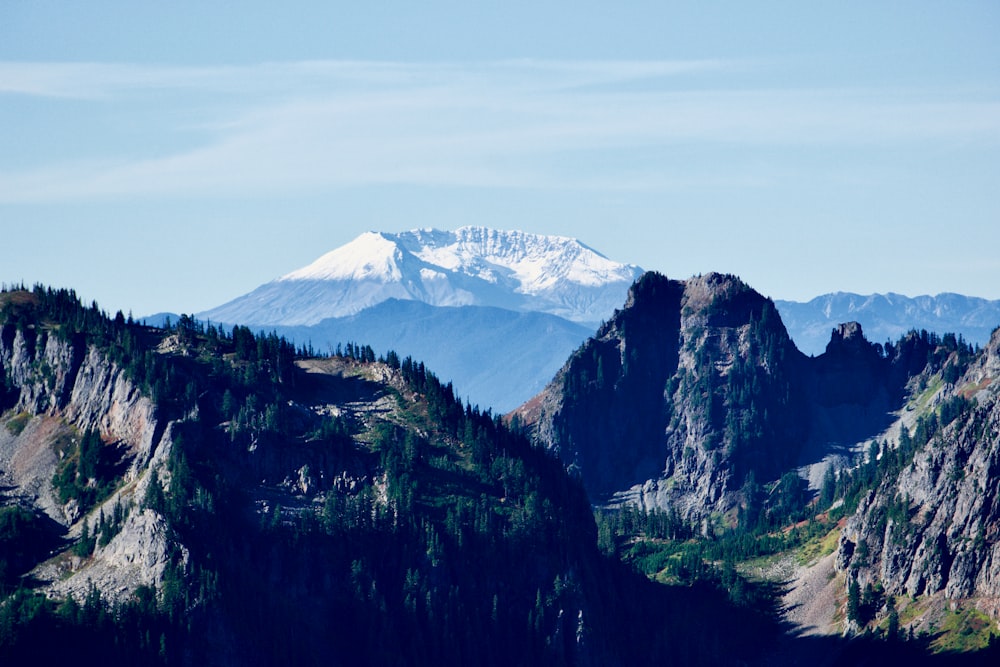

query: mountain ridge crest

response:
[199,226,643,327]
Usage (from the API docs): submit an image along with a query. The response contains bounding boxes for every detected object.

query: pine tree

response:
[847,579,861,625]
[74,520,94,558]
[886,597,900,641]
[143,469,165,514]
[819,465,836,508]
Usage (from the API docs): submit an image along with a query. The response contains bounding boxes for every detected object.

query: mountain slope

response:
[776,292,1000,356]
[516,272,947,520]
[832,326,1000,637]
[0,285,779,666]
[7,283,998,662]
[515,271,1000,650]
[199,227,643,327]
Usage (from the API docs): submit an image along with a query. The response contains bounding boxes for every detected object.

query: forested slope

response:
[1,284,778,666]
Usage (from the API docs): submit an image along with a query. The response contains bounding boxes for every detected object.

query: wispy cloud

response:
[0,59,997,202]
[0,59,733,99]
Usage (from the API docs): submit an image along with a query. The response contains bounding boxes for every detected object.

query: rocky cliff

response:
[516,272,945,523]
[0,309,176,604]
[836,327,1000,616]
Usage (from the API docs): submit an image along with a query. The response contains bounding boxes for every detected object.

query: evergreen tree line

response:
[3,283,987,664]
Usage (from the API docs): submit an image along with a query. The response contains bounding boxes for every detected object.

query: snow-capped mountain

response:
[198,227,644,327]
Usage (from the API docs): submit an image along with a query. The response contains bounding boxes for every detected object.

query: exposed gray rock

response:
[836,327,1000,607]
[45,509,186,607]
[1,322,178,603]
[517,272,926,523]
[2,329,163,483]
[0,414,66,523]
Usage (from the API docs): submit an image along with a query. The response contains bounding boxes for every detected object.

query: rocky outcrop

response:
[1,326,163,483]
[616,273,811,517]
[42,508,185,606]
[836,327,1000,604]
[517,272,808,517]
[519,273,684,499]
[1,320,176,603]
[516,272,945,522]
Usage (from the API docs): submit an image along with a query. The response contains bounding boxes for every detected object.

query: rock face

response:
[0,317,175,602]
[516,272,942,520]
[0,327,163,482]
[43,508,184,606]
[836,327,1000,602]
[518,272,802,516]
[517,273,686,499]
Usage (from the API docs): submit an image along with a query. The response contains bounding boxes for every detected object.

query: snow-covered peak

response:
[380,226,638,294]
[199,226,643,326]
[280,226,639,294]
[279,231,403,282]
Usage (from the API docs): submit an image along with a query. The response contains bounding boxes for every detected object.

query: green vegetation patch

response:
[910,375,944,412]
[52,428,122,513]
[4,412,32,436]
[796,523,841,566]
[897,596,926,628]
[930,603,998,653]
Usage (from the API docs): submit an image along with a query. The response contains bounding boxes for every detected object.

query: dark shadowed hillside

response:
[517,271,1000,657]
[4,280,998,664]
[1,284,783,666]
[517,272,946,519]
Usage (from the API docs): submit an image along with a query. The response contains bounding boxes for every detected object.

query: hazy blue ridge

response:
[138,312,179,328]
[249,299,592,413]
[775,292,1000,356]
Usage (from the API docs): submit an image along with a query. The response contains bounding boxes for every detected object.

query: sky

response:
[1,1,998,318]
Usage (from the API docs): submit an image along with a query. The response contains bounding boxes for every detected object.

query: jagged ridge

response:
[517,272,949,521]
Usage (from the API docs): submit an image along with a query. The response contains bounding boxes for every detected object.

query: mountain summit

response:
[199,227,643,327]
[514,272,959,519]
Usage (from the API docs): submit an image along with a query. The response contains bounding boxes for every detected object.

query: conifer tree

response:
[847,579,861,625]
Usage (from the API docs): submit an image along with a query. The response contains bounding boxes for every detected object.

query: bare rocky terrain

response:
[781,552,842,637]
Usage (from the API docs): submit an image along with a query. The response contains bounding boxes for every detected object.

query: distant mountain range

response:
[774,292,1000,356]
[173,227,999,412]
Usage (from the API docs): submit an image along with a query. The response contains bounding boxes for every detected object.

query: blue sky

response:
[1,1,998,317]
